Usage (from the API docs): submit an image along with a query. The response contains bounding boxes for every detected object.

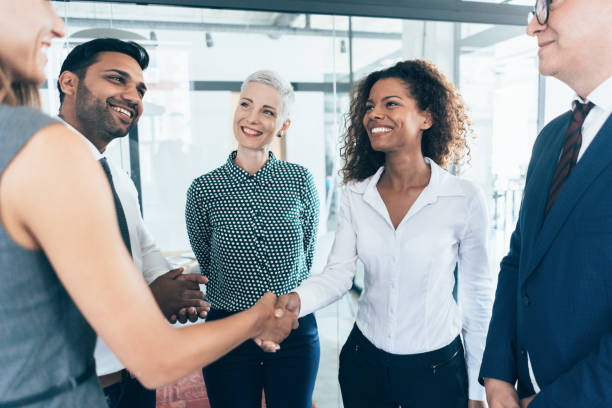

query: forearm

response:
[459,259,493,400]
[479,223,521,384]
[479,264,519,383]
[294,260,356,317]
[125,308,261,388]
[139,225,170,284]
[53,247,255,388]
[458,187,494,400]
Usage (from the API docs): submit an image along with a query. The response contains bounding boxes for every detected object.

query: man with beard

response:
[56,38,209,408]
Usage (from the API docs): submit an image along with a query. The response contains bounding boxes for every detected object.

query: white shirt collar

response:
[573,75,612,113]
[349,157,465,198]
[57,116,104,160]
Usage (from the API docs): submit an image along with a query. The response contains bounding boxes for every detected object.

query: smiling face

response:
[71,51,146,148]
[526,0,612,91]
[0,0,65,84]
[233,81,290,151]
[363,77,432,155]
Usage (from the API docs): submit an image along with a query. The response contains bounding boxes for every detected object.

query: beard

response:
[74,81,136,143]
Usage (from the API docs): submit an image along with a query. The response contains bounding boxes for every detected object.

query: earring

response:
[277,133,283,138]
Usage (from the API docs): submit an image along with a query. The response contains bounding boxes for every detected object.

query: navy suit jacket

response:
[479,110,612,407]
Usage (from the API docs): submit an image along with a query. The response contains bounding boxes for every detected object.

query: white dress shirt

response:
[576,75,612,162]
[294,158,494,400]
[61,120,170,376]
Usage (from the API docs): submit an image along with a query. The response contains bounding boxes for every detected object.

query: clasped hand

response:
[252,292,300,352]
[149,268,211,324]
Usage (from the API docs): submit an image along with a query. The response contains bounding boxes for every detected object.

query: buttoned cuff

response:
[468,367,485,401]
[292,286,312,318]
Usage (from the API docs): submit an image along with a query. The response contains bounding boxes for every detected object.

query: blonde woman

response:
[186,70,320,408]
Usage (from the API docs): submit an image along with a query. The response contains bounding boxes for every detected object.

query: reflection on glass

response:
[459,22,538,272]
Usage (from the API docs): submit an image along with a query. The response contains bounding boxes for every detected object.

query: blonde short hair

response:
[241,70,294,121]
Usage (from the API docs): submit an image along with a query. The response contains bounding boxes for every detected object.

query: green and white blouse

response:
[186,151,320,311]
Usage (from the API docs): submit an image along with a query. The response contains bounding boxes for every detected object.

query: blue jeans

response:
[203,309,320,408]
[339,325,469,408]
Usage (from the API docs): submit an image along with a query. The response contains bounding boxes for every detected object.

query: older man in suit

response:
[480,0,612,407]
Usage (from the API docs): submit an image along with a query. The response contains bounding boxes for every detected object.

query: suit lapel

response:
[519,113,570,279]
[523,114,612,283]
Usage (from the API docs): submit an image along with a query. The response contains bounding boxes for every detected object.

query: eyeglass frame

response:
[528,0,550,25]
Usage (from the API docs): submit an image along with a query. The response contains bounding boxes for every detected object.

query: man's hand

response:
[251,292,298,352]
[520,395,536,408]
[149,268,210,323]
[254,292,301,351]
[485,378,520,408]
[468,399,486,408]
[172,272,210,323]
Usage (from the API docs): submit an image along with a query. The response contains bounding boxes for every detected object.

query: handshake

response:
[251,292,301,352]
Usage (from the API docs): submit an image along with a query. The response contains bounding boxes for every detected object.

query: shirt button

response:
[522,294,530,307]
[257,236,264,243]
[521,348,526,356]
[254,211,262,217]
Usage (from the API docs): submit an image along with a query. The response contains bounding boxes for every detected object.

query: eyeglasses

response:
[528,0,550,25]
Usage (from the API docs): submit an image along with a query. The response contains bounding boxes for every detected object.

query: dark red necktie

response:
[545,101,594,215]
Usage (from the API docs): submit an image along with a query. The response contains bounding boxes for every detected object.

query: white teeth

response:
[112,106,132,118]
[371,127,392,133]
[242,127,260,135]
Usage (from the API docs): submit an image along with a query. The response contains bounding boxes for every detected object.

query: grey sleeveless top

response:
[0,106,106,407]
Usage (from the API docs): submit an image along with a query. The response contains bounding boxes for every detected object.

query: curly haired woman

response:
[273,60,494,408]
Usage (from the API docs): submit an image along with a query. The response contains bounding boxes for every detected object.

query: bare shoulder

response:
[1,122,104,247]
[24,122,94,164]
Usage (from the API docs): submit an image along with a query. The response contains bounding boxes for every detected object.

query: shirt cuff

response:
[468,366,485,401]
[292,286,312,318]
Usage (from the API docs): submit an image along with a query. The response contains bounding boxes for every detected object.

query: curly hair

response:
[340,59,472,183]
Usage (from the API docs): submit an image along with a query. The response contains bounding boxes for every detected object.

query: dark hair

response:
[57,38,149,104]
[340,59,472,183]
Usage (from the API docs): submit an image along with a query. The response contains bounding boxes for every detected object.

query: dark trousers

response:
[203,309,320,408]
[339,325,468,408]
[103,370,156,408]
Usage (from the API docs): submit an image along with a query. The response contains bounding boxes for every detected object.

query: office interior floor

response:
[156,293,357,408]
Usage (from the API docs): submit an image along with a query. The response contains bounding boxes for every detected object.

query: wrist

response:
[289,291,302,315]
[246,302,268,339]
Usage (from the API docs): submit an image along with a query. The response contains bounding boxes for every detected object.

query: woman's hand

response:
[253,292,301,351]
[251,292,298,352]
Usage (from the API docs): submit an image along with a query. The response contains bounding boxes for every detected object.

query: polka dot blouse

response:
[186,151,320,311]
